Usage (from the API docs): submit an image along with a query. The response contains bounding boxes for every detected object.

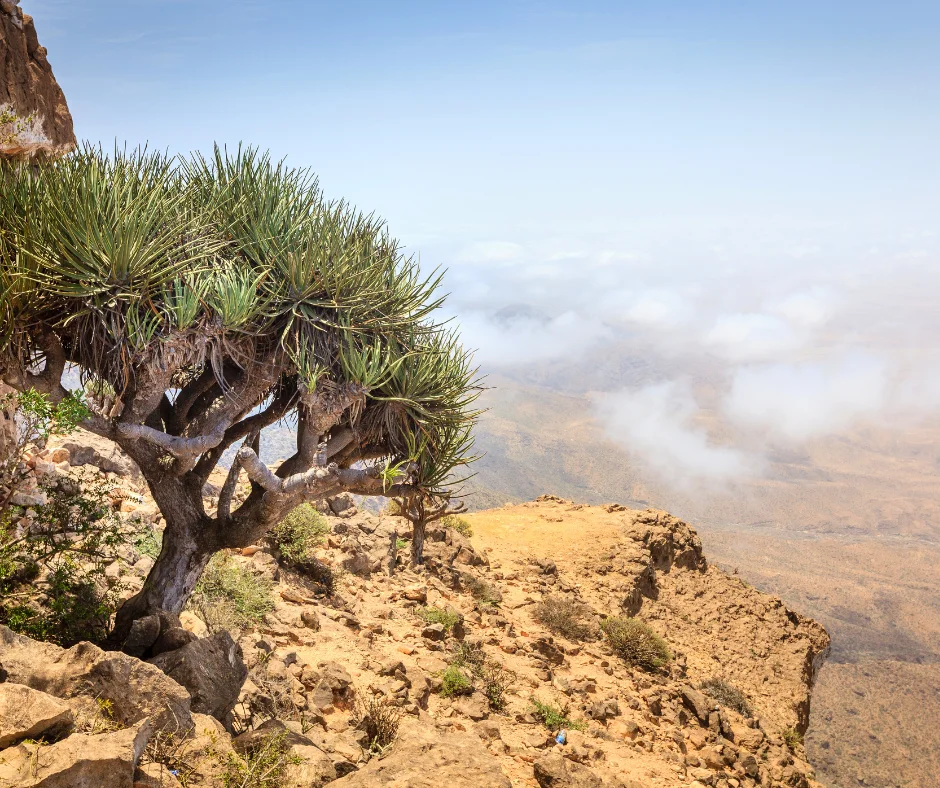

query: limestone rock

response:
[0,683,73,748]
[0,625,191,731]
[681,687,712,725]
[331,718,511,787]
[0,719,150,788]
[47,429,142,481]
[149,631,246,721]
[285,744,337,788]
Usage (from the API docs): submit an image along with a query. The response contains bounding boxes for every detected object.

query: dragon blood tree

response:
[0,146,480,638]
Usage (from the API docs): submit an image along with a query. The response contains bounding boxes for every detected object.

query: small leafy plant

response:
[782,727,804,750]
[600,615,671,672]
[442,513,472,538]
[439,665,472,698]
[530,698,585,732]
[417,605,460,632]
[221,730,302,788]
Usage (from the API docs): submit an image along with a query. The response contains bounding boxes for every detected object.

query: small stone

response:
[300,609,321,630]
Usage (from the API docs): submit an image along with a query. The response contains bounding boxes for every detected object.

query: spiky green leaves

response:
[0,144,480,498]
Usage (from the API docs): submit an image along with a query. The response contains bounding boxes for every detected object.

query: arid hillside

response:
[0,429,832,786]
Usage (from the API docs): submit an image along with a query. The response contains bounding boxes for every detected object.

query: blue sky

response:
[30,0,940,258]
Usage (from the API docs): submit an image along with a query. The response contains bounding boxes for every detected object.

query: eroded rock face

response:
[533,753,605,788]
[0,0,75,159]
[0,683,73,748]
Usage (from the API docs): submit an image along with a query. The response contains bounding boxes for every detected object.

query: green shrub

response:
[439,665,472,698]
[782,727,804,750]
[0,472,125,646]
[395,537,408,551]
[270,503,328,564]
[699,677,752,717]
[530,698,585,732]
[189,553,275,634]
[221,730,302,788]
[600,615,671,671]
[417,605,460,632]
[533,597,598,641]
[133,525,163,560]
[442,514,472,538]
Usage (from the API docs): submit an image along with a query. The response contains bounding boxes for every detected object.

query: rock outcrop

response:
[0,0,75,159]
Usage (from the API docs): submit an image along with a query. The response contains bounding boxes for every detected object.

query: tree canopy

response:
[0,145,480,623]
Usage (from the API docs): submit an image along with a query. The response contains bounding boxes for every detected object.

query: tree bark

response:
[110,501,217,644]
[410,520,426,566]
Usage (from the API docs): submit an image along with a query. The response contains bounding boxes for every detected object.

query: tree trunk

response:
[410,520,426,566]
[110,507,217,645]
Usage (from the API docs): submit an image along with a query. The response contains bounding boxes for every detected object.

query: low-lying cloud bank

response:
[443,239,940,490]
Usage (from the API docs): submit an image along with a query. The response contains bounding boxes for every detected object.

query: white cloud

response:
[704,313,802,361]
[456,241,524,264]
[765,287,836,328]
[725,352,889,442]
[594,382,756,489]
[459,309,611,366]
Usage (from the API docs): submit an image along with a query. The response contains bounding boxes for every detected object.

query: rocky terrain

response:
[0,0,75,158]
[0,432,831,787]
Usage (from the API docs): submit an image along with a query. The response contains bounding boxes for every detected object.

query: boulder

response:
[533,753,605,788]
[309,662,353,713]
[300,609,321,631]
[48,429,141,481]
[232,718,313,754]
[331,718,511,787]
[148,631,247,722]
[0,719,150,788]
[421,623,446,641]
[0,626,191,731]
[0,683,73,748]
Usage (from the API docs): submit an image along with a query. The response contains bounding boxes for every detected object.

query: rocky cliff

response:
[0,432,831,787]
[0,0,74,159]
